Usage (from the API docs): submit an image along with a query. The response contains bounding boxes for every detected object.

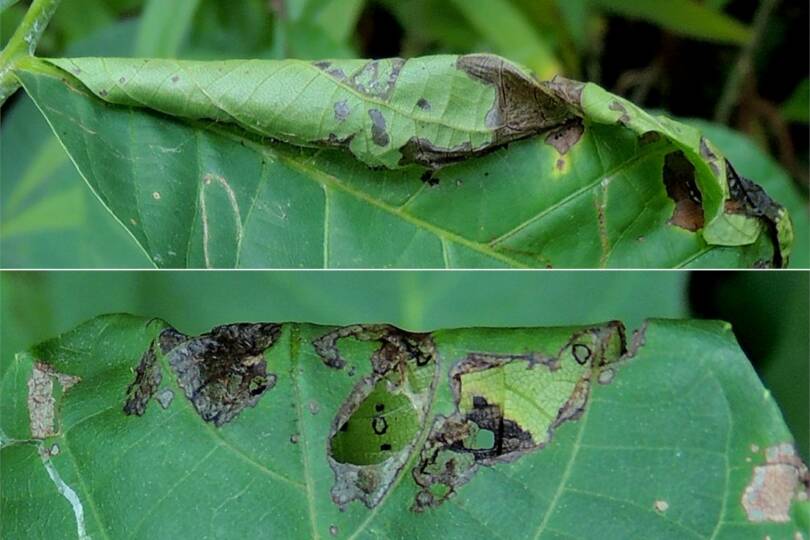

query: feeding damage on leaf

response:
[27,363,80,439]
[724,161,793,268]
[312,325,438,509]
[742,443,810,523]
[123,323,282,426]
[663,151,705,232]
[412,322,626,511]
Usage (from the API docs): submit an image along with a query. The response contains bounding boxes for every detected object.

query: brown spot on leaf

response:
[416,98,431,111]
[171,75,180,84]
[368,109,389,147]
[123,342,162,416]
[27,363,80,439]
[458,54,573,143]
[663,151,704,232]
[162,323,282,426]
[545,120,584,155]
[742,443,809,523]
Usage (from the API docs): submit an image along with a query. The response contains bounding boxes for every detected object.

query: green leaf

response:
[587,0,752,44]
[2,315,807,539]
[0,18,149,268]
[14,55,792,268]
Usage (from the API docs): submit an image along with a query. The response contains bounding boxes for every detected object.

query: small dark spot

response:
[99,89,108,97]
[118,77,126,84]
[484,172,489,177]
[368,109,389,146]
[372,416,388,435]
[347,365,356,377]
[556,159,565,171]
[572,344,591,365]
[314,61,331,70]
[375,403,385,412]
[472,396,487,409]
[290,434,300,444]
[416,98,431,111]
[420,170,439,185]
[171,75,180,83]
[380,443,392,451]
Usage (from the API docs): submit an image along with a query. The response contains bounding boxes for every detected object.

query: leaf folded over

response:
[15,54,793,267]
[2,316,808,539]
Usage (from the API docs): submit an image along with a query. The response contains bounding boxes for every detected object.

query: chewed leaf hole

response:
[663,151,704,232]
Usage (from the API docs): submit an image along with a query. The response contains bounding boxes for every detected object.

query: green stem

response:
[0,0,61,104]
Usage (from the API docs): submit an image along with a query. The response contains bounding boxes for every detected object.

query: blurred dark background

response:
[1,0,808,268]
[1,271,807,459]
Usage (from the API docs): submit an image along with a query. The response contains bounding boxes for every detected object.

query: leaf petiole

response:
[0,0,61,104]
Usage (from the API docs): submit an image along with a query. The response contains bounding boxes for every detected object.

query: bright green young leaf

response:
[14,54,792,268]
[2,315,808,539]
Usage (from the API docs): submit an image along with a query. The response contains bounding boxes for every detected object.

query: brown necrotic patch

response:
[724,159,789,267]
[457,54,574,145]
[545,120,584,155]
[663,151,705,232]
[162,323,282,426]
[313,324,438,510]
[123,341,162,416]
[398,55,579,169]
[368,109,390,147]
[412,323,626,511]
[28,363,80,439]
[742,443,809,523]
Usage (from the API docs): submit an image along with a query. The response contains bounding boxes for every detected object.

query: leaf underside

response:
[1,316,807,539]
[14,54,792,268]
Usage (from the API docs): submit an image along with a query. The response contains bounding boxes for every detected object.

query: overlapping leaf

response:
[14,54,792,268]
[2,315,808,539]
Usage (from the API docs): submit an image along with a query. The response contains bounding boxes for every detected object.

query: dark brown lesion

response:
[663,151,705,232]
[723,159,789,267]
[397,55,577,169]
[312,324,435,372]
[159,323,282,426]
[412,322,626,511]
[123,341,162,416]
